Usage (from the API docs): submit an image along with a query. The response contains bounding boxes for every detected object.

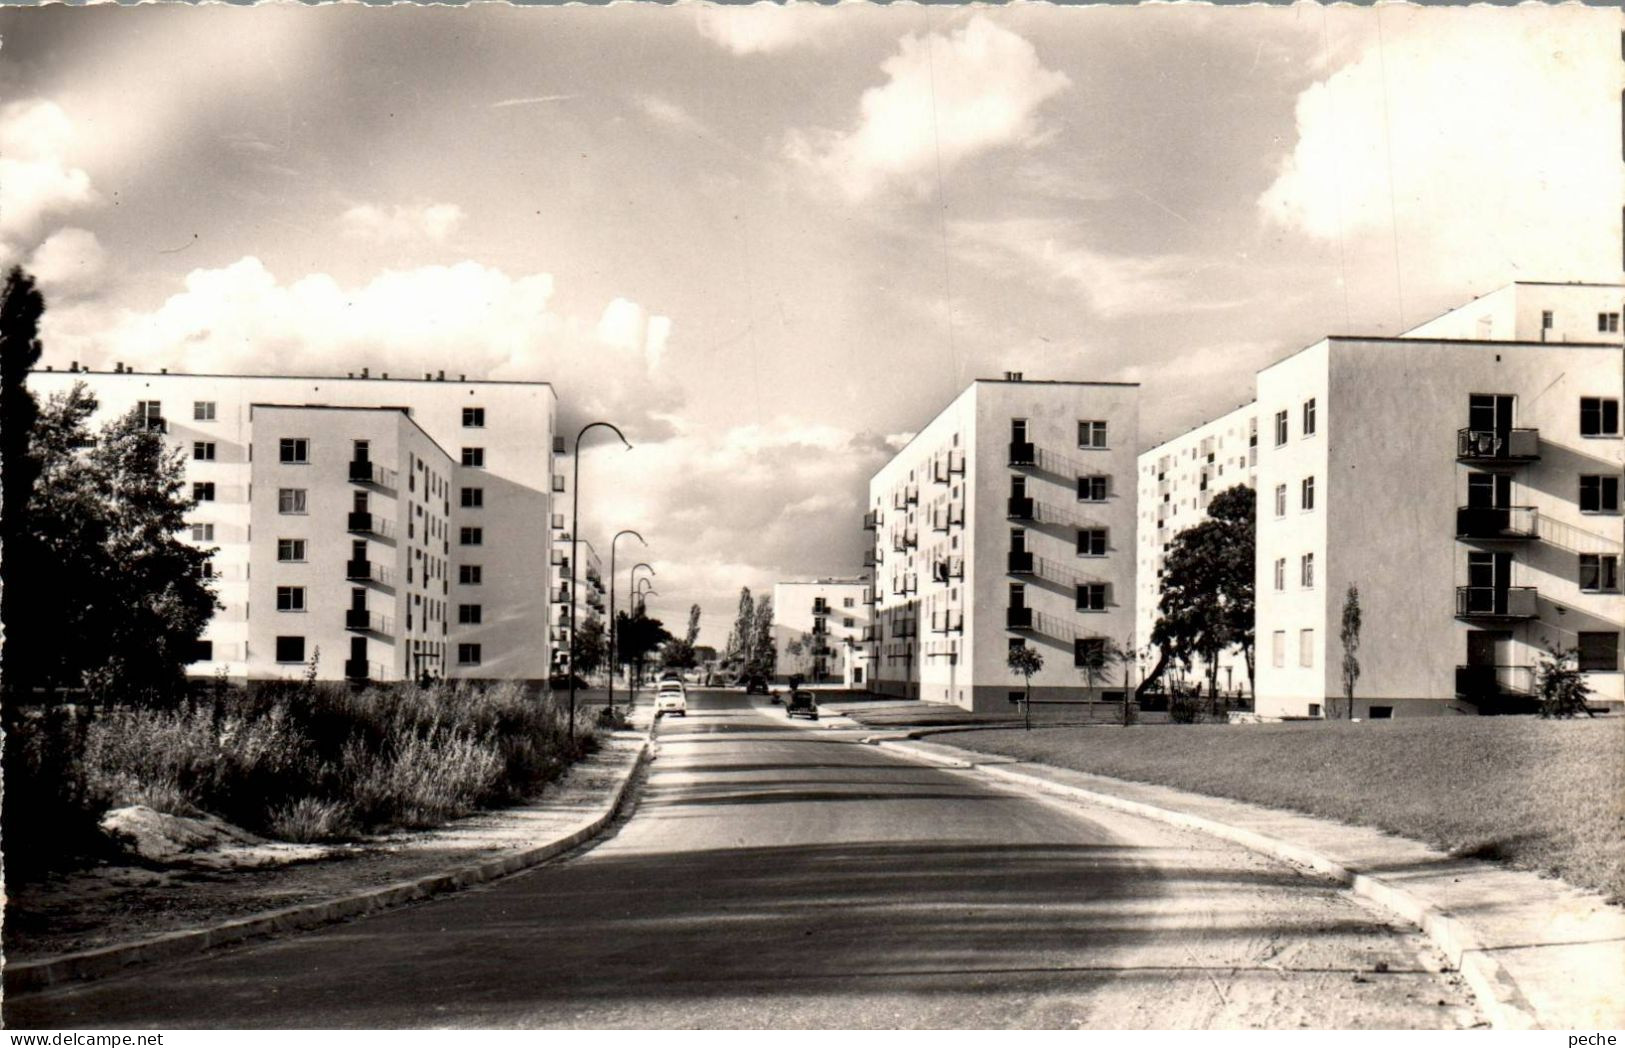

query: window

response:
[460,487,484,508]
[1301,475,1315,511]
[843,597,855,608]
[278,488,307,514]
[1598,312,1620,333]
[1076,584,1108,611]
[279,438,309,464]
[843,616,855,627]
[458,643,482,666]
[1301,552,1315,588]
[197,560,215,579]
[1307,703,1322,718]
[1299,628,1314,668]
[461,447,485,467]
[1077,475,1109,501]
[1274,409,1288,446]
[1077,528,1108,556]
[1580,554,1620,592]
[1541,310,1554,330]
[1078,420,1107,448]
[1274,484,1287,517]
[277,539,306,562]
[459,564,483,585]
[1273,558,1285,591]
[190,639,213,662]
[1272,631,1286,668]
[193,401,216,421]
[462,407,485,428]
[1075,637,1106,668]
[192,441,216,461]
[458,604,482,625]
[459,526,483,546]
[137,401,164,431]
[1580,475,1621,513]
[1578,632,1620,672]
[276,586,306,612]
[275,636,305,663]
[191,523,214,542]
[193,482,215,502]
[1302,398,1317,437]
[1580,397,1621,436]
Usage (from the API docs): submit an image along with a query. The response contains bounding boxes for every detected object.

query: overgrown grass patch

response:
[944,716,1625,901]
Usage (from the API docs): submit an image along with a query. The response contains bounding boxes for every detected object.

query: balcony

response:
[863,550,879,568]
[1008,550,1034,575]
[1007,606,1033,630]
[1456,428,1539,463]
[863,510,879,531]
[346,511,395,538]
[1008,440,1036,466]
[1455,586,1538,620]
[861,626,878,642]
[1007,496,1034,520]
[1456,506,1539,541]
[932,459,950,485]
[930,510,949,533]
[345,559,393,585]
[1455,664,1535,699]
[905,484,919,505]
[348,460,397,489]
[945,555,964,579]
[948,449,965,475]
[862,588,876,605]
[903,527,918,548]
[345,609,394,634]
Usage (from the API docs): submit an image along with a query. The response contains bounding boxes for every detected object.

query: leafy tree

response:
[1339,584,1362,720]
[1007,643,1043,731]
[615,608,671,688]
[1535,645,1594,719]
[724,587,754,674]
[659,603,704,670]
[573,614,608,677]
[1148,484,1255,705]
[683,603,701,647]
[1211,486,1256,697]
[747,595,775,679]
[1,267,46,696]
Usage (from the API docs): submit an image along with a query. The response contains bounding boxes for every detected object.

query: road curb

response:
[7,727,655,997]
[872,736,1541,1031]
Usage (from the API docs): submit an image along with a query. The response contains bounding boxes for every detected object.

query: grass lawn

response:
[943,716,1625,902]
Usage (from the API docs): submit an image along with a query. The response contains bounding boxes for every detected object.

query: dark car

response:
[785,690,819,720]
[742,675,770,695]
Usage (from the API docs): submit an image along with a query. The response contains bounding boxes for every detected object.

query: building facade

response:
[863,376,1140,712]
[27,367,560,684]
[771,579,872,687]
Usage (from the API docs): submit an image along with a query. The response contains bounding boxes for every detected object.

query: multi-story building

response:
[771,578,872,687]
[550,530,606,676]
[863,374,1139,712]
[27,366,561,684]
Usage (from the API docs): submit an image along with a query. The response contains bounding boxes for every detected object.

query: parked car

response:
[741,675,769,695]
[654,681,687,717]
[659,669,682,683]
[785,690,819,721]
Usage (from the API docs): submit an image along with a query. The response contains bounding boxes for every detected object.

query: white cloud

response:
[27,228,107,296]
[340,203,465,243]
[597,297,672,373]
[1259,10,1621,284]
[884,432,915,450]
[694,3,832,56]
[786,16,1069,200]
[0,100,100,258]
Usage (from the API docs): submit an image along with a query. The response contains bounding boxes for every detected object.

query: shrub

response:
[268,797,357,843]
[1536,646,1593,719]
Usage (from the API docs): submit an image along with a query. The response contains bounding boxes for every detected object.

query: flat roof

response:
[249,401,457,463]
[34,366,557,395]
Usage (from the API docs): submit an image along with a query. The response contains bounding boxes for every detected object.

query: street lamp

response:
[627,564,655,692]
[632,581,658,691]
[568,421,632,742]
[608,529,646,714]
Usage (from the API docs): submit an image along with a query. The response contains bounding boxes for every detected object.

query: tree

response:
[724,587,754,674]
[683,603,701,647]
[659,603,703,671]
[1149,484,1255,706]
[615,608,671,688]
[1339,584,1362,720]
[1,267,46,696]
[747,595,775,680]
[1211,486,1257,698]
[1535,645,1594,719]
[1007,643,1043,731]
[573,614,608,677]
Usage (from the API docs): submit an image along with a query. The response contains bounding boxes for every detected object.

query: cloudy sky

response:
[1,3,1618,645]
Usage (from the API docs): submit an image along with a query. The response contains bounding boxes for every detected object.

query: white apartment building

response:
[771,578,872,687]
[27,366,561,685]
[550,529,606,676]
[863,375,1139,712]
[1136,402,1258,696]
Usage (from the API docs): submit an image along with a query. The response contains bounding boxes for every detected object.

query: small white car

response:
[654,681,687,717]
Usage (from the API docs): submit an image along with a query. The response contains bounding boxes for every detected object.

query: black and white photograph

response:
[0,0,1620,1033]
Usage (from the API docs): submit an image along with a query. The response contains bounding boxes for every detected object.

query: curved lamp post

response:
[626,564,655,692]
[631,581,658,692]
[568,421,631,742]
[607,529,646,713]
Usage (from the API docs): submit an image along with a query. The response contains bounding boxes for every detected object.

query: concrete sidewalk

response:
[872,734,1624,1031]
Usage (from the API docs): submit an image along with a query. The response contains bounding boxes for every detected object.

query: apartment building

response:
[863,375,1139,712]
[1136,402,1259,696]
[550,530,606,675]
[771,579,872,687]
[27,367,560,684]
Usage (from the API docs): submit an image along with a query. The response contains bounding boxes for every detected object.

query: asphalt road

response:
[9,690,1480,1029]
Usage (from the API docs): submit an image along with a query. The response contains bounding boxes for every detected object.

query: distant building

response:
[27,367,562,684]
[862,375,1140,712]
[771,579,872,687]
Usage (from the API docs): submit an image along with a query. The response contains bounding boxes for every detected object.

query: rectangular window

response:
[1580,397,1621,436]
[1580,475,1621,513]
[843,597,855,608]
[192,441,216,461]
[1301,552,1315,588]
[1274,410,1288,446]
[276,586,306,612]
[458,642,482,666]
[1273,558,1285,591]
[275,636,305,663]
[459,564,483,585]
[1580,554,1620,592]
[1598,312,1620,333]
[279,438,309,464]
[190,523,214,542]
[460,487,484,508]
[1578,632,1620,672]
[1541,310,1554,330]
[193,401,216,421]
[1077,475,1109,501]
[1073,637,1107,669]
[1078,420,1107,448]
[1301,475,1315,511]
[462,407,485,428]
[1272,631,1286,668]
[461,447,485,468]
[190,639,214,662]
[1076,584,1108,611]
[277,488,307,514]
[1299,628,1314,668]
[1274,484,1287,517]
[1307,702,1322,718]
[458,604,482,624]
[277,538,306,562]
[137,401,164,431]
[1077,528,1108,556]
[193,482,215,502]
[197,560,215,579]
[1302,398,1317,437]
[459,526,483,546]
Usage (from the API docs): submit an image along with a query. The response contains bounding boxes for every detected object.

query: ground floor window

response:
[1578,632,1620,672]
[458,642,482,666]
[275,636,305,663]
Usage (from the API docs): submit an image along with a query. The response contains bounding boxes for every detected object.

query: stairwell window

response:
[1078,420,1108,449]
[1076,584,1108,611]
[460,487,484,508]
[1077,528,1108,556]
[462,447,486,468]
[1580,475,1621,513]
[1078,475,1109,501]
[1580,397,1621,436]
[1580,554,1620,592]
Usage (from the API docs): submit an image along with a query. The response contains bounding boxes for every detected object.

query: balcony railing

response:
[343,658,387,682]
[1008,550,1034,575]
[1007,606,1033,630]
[862,588,876,605]
[861,626,878,642]
[931,510,949,533]
[1456,506,1539,540]
[903,527,918,547]
[348,460,398,488]
[929,610,963,634]
[863,550,879,567]
[345,559,393,585]
[905,484,919,505]
[1008,440,1036,466]
[945,555,964,579]
[346,511,396,538]
[1454,586,1538,620]
[932,459,950,484]
[1455,664,1535,698]
[1456,428,1540,463]
[863,510,879,531]
[345,609,394,634]
[948,449,965,475]
[1007,496,1034,520]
